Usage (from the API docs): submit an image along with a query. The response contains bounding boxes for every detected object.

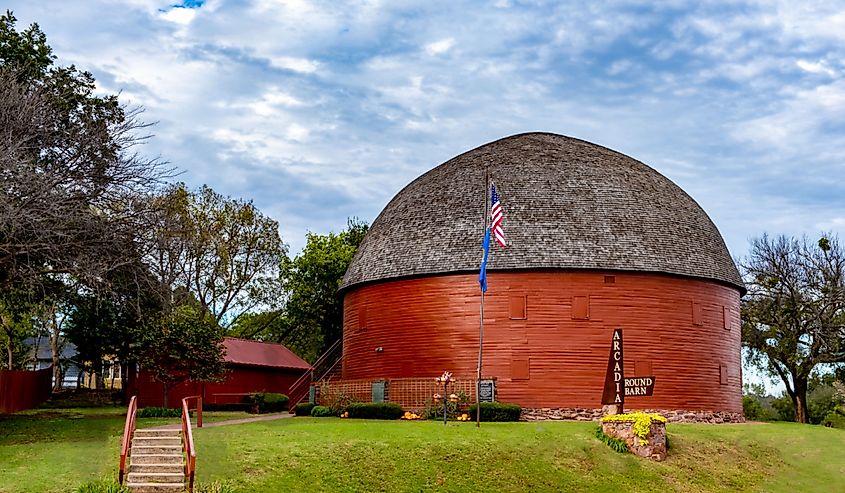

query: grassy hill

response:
[1,409,843,492]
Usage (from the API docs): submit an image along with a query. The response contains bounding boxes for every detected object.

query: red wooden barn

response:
[129,337,311,408]
[338,133,746,421]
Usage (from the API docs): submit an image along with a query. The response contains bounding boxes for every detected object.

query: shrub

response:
[594,426,629,453]
[76,479,131,493]
[822,408,845,429]
[311,405,336,417]
[248,392,289,414]
[467,402,521,422]
[345,402,404,420]
[743,395,773,421]
[295,402,316,416]
[770,394,796,421]
[136,407,181,418]
[320,384,357,415]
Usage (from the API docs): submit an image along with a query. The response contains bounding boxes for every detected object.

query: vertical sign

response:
[601,329,624,408]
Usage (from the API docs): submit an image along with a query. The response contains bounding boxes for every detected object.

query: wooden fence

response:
[316,376,494,410]
[0,366,52,414]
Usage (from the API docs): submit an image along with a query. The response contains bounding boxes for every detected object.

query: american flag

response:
[490,184,506,248]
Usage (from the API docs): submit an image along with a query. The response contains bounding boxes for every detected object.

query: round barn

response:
[339,133,745,420]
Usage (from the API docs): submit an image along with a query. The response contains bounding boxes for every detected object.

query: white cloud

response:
[424,37,455,56]
[159,7,197,25]
[268,56,319,73]
[7,0,844,256]
[796,59,836,77]
[286,123,309,141]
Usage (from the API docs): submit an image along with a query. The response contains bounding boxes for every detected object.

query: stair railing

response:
[288,338,343,409]
[181,396,197,493]
[118,395,138,484]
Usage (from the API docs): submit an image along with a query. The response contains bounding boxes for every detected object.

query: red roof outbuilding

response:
[222,338,311,370]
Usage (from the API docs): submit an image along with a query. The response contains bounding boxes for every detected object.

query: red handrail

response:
[119,395,138,484]
[181,397,197,493]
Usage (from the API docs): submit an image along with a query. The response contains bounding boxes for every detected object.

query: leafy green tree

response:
[142,184,286,328]
[135,305,226,406]
[279,219,368,361]
[741,234,845,423]
[0,293,36,369]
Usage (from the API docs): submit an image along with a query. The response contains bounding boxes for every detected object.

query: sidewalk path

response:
[148,412,294,430]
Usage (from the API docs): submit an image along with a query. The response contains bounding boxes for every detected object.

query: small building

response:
[25,337,82,389]
[128,337,311,408]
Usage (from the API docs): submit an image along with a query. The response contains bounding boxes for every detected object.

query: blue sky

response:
[7,0,844,261]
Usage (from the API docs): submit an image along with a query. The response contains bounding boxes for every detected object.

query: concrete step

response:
[134,429,181,438]
[130,463,184,474]
[127,472,184,483]
[125,482,185,493]
[132,445,182,455]
[130,454,183,465]
[133,437,181,447]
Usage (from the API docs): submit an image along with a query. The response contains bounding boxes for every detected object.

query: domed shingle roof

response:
[341,133,744,292]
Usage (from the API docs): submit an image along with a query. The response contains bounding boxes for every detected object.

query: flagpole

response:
[477,168,489,428]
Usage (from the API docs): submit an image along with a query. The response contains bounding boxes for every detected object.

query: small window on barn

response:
[692,302,703,326]
[512,356,530,380]
[720,364,728,385]
[604,275,616,284]
[572,296,589,320]
[722,306,730,330]
[358,306,367,332]
[634,360,652,376]
[509,295,527,320]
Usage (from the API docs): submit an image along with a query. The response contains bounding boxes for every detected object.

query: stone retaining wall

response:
[602,421,667,461]
[521,408,745,423]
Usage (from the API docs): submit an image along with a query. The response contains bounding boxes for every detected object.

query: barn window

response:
[604,275,616,284]
[509,295,527,320]
[512,356,530,380]
[572,296,589,320]
[358,306,367,332]
[722,306,730,330]
[692,302,703,326]
[720,365,728,385]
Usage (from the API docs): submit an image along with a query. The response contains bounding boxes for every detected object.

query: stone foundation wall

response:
[521,408,745,423]
[602,421,667,461]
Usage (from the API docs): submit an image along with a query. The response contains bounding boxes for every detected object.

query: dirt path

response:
[147,412,294,430]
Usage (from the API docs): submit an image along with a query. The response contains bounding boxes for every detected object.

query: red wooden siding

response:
[0,367,52,414]
[129,365,307,408]
[342,270,742,413]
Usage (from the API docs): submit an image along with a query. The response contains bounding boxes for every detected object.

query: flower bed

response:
[600,412,667,461]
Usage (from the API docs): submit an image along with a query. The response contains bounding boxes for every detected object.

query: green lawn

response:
[0,407,251,493]
[1,410,843,493]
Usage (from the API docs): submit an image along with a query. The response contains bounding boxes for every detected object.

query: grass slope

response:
[193,419,845,493]
[0,409,843,493]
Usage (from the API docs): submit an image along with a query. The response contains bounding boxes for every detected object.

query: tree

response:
[278,219,368,361]
[142,184,286,328]
[741,234,845,423]
[1,12,168,294]
[135,305,226,406]
[1,11,169,378]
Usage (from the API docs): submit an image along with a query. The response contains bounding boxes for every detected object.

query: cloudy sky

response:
[6,0,845,257]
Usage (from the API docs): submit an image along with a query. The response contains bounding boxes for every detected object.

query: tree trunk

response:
[793,377,810,423]
[50,327,62,392]
[5,343,11,371]
[164,382,169,409]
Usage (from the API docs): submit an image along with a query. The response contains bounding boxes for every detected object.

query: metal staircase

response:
[288,339,343,409]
